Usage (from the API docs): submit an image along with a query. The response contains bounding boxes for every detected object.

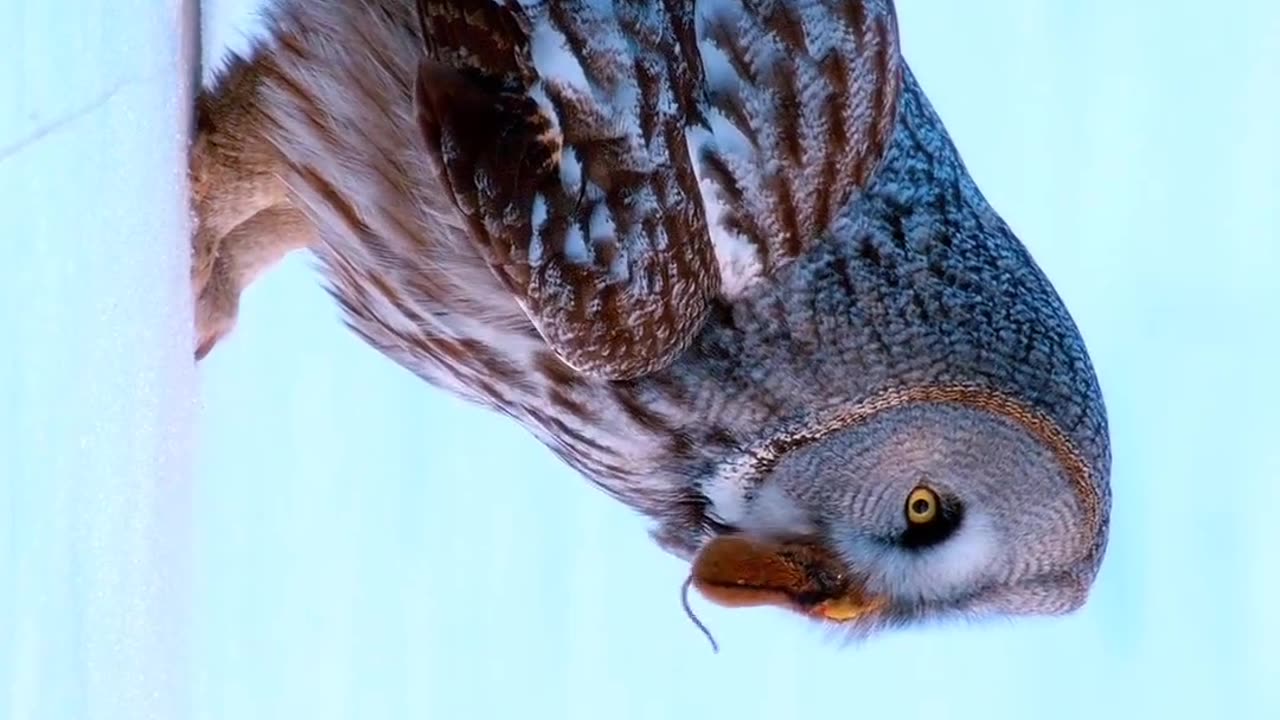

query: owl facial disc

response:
[689,534,885,622]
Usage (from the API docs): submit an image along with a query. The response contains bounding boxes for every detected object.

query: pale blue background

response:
[2,1,1278,718]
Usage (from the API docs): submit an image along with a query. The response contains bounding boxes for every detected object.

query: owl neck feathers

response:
[852,66,1000,241]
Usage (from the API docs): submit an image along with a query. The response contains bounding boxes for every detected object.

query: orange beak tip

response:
[812,596,884,622]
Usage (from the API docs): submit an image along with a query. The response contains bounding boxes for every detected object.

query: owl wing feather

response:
[414,0,721,381]
[689,0,903,298]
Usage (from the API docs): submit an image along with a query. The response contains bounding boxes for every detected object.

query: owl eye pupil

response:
[902,487,958,548]
[904,486,940,525]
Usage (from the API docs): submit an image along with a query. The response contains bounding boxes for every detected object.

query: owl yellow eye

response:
[905,487,939,525]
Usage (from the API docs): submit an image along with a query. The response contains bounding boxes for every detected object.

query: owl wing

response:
[414,0,721,381]
[688,0,903,298]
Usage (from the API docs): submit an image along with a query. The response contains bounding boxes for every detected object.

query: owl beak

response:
[689,534,886,623]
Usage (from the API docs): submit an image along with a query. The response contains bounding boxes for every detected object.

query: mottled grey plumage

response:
[191,0,1110,638]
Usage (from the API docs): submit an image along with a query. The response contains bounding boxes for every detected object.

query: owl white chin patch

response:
[704,480,816,538]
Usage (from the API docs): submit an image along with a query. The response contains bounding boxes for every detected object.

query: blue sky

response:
[4,1,1279,718]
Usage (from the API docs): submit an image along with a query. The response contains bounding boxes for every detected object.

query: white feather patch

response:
[685,123,765,300]
[562,224,589,263]
[526,15,590,94]
[529,194,548,264]
[558,146,582,190]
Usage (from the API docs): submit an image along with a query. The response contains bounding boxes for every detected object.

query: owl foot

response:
[189,205,312,362]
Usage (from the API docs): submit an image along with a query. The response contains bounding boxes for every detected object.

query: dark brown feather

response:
[413,0,722,380]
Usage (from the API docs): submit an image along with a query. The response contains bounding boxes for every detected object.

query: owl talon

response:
[195,330,223,362]
[191,241,241,363]
[193,282,238,363]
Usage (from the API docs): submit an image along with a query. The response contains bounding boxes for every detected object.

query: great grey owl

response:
[191,0,1111,638]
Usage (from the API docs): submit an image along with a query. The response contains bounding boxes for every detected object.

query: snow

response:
[0,1,199,718]
[3,1,1279,719]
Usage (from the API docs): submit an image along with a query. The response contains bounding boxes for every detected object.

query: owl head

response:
[689,386,1109,638]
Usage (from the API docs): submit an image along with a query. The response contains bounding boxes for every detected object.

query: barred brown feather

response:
[690,0,902,297]
[414,0,723,381]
